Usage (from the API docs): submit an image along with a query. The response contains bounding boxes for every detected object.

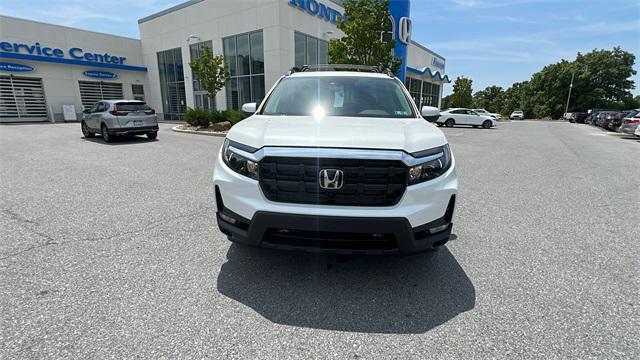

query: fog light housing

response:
[219,212,237,225]
[429,223,449,234]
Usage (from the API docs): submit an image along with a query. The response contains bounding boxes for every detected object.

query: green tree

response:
[450,76,473,108]
[496,81,531,117]
[329,0,401,73]
[473,85,504,112]
[189,45,230,103]
[522,47,636,118]
[572,47,636,112]
[441,94,452,110]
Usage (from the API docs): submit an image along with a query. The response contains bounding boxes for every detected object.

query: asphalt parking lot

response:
[1,121,638,359]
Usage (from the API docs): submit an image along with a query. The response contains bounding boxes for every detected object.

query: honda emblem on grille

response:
[319,169,344,190]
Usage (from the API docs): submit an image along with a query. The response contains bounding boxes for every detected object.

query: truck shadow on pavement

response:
[216,243,475,334]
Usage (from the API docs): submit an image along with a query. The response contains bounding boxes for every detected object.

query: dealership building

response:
[0,0,451,122]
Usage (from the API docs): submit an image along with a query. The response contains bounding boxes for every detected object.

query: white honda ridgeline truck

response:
[213,65,458,255]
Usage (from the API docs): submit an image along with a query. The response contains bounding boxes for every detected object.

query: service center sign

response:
[83,70,118,79]
[0,62,34,72]
[0,41,128,65]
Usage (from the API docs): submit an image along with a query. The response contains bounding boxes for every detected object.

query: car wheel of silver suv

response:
[81,122,95,138]
[101,124,112,143]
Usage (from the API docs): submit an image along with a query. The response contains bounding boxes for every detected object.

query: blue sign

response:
[0,62,34,72]
[289,0,343,24]
[0,41,127,64]
[0,40,146,72]
[389,0,411,82]
[83,70,118,79]
[431,57,445,70]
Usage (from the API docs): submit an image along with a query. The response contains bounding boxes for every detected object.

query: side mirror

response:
[421,106,440,122]
[83,108,91,114]
[241,102,257,115]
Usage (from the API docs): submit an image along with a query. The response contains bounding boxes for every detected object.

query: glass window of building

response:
[157,47,187,120]
[422,81,440,107]
[189,40,215,110]
[405,77,421,107]
[405,77,441,108]
[294,32,329,68]
[223,31,265,110]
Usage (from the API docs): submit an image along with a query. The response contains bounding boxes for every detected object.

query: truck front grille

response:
[258,157,408,206]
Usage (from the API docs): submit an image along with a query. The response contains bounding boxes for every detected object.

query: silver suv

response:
[81,100,159,142]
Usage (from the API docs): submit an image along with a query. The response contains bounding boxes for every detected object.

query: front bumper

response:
[216,205,455,256]
[109,125,158,136]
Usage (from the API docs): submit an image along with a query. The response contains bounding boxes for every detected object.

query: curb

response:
[171,126,227,137]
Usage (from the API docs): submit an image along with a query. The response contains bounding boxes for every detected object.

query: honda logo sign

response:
[319,169,344,190]
[398,17,412,45]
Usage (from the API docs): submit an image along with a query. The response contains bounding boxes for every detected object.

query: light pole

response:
[564,66,587,117]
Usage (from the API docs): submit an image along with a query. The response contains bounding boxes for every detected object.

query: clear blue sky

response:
[1,0,638,95]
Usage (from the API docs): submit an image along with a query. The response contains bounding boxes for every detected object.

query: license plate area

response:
[133,120,144,126]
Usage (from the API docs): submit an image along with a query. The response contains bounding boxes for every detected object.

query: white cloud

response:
[452,0,479,7]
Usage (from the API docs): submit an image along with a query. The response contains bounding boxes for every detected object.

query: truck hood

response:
[227,115,448,153]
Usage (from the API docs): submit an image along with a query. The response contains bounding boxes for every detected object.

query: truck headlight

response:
[408,144,452,185]
[222,139,259,180]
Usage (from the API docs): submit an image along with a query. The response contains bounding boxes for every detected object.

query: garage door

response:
[78,81,124,109]
[0,75,48,122]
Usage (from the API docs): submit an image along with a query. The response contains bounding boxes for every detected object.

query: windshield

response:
[261,76,415,118]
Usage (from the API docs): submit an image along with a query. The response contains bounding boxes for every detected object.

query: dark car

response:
[607,111,634,131]
[573,112,588,124]
[587,109,612,126]
[602,112,617,130]
[596,111,617,127]
[586,110,603,125]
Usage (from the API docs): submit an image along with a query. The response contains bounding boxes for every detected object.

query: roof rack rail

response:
[286,64,395,77]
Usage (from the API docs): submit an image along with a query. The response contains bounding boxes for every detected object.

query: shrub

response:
[209,110,225,124]
[222,109,246,125]
[184,108,211,127]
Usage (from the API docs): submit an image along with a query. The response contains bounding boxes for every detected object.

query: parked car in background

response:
[574,112,589,124]
[585,112,596,125]
[81,100,159,142]
[607,110,634,131]
[620,110,640,135]
[510,110,524,120]
[473,108,502,119]
[602,112,617,130]
[437,108,497,128]
[595,111,617,127]
[563,113,576,122]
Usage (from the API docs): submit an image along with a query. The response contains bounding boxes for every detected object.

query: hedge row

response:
[184,108,246,128]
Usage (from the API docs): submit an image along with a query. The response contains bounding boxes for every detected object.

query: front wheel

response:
[482,120,492,129]
[147,131,158,140]
[101,124,113,143]
[445,119,455,127]
[81,122,94,138]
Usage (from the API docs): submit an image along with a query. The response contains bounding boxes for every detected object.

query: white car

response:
[473,108,502,120]
[510,110,524,120]
[213,67,458,255]
[635,125,640,138]
[437,108,497,129]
